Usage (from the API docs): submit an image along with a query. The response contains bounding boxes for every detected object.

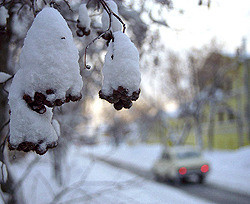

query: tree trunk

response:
[236,114,244,148]
[194,116,203,150]
[235,93,244,147]
[207,101,216,150]
[244,59,250,142]
[177,121,191,145]
[53,144,63,186]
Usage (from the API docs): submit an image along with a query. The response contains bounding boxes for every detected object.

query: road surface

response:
[89,154,250,204]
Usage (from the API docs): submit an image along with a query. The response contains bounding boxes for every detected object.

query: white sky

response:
[160,0,250,54]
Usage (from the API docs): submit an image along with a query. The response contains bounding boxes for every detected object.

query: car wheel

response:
[198,175,204,184]
[173,177,184,186]
[154,174,164,182]
[180,177,187,183]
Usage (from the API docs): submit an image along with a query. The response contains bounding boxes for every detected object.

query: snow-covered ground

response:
[5,145,210,204]
[4,143,249,204]
[83,143,250,196]
[204,146,250,195]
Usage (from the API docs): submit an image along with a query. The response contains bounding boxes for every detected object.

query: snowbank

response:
[204,147,250,195]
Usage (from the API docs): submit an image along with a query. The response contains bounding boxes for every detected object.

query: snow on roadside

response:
[204,147,250,195]
[83,143,250,195]
[83,143,163,170]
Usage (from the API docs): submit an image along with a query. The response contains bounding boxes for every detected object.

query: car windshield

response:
[176,151,201,159]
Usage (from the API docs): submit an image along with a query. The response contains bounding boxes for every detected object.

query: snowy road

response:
[89,154,250,204]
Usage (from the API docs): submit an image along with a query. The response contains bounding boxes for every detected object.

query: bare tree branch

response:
[149,11,169,27]
[14,157,41,192]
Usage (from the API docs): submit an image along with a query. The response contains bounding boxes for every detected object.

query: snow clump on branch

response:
[8,7,83,155]
[0,6,8,31]
[0,72,12,83]
[76,3,91,37]
[99,31,141,110]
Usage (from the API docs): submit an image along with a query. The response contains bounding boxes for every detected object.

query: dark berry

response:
[23,94,33,104]
[76,29,84,37]
[46,89,54,94]
[69,93,82,102]
[65,96,70,103]
[123,100,132,109]
[114,100,123,110]
[83,29,91,36]
[54,99,64,106]
[34,92,46,105]
[38,105,46,114]
[44,100,54,107]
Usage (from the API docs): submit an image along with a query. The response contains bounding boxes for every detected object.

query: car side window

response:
[161,152,170,160]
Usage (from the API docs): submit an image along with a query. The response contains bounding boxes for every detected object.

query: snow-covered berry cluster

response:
[8,8,83,155]
[99,31,141,110]
[76,3,91,37]
[81,0,141,111]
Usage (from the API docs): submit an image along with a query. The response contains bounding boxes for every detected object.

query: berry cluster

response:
[8,138,57,155]
[76,20,90,37]
[23,90,82,114]
[99,86,140,110]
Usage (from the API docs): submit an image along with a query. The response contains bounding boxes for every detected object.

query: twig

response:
[1,74,13,94]
[0,0,7,6]
[0,130,9,154]
[0,120,10,134]
[17,3,25,15]
[80,159,95,180]
[0,190,6,204]
[63,0,72,12]
[64,18,77,23]
[51,160,96,203]
[149,11,169,27]
[31,0,36,17]
[1,162,6,183]
[0,120,10,154]
[37,171,56,196]
[61,178,142,204]
[0,74,14,85]
[14,157,41,192]
[49,1,61,10]
[83,0,126,69]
